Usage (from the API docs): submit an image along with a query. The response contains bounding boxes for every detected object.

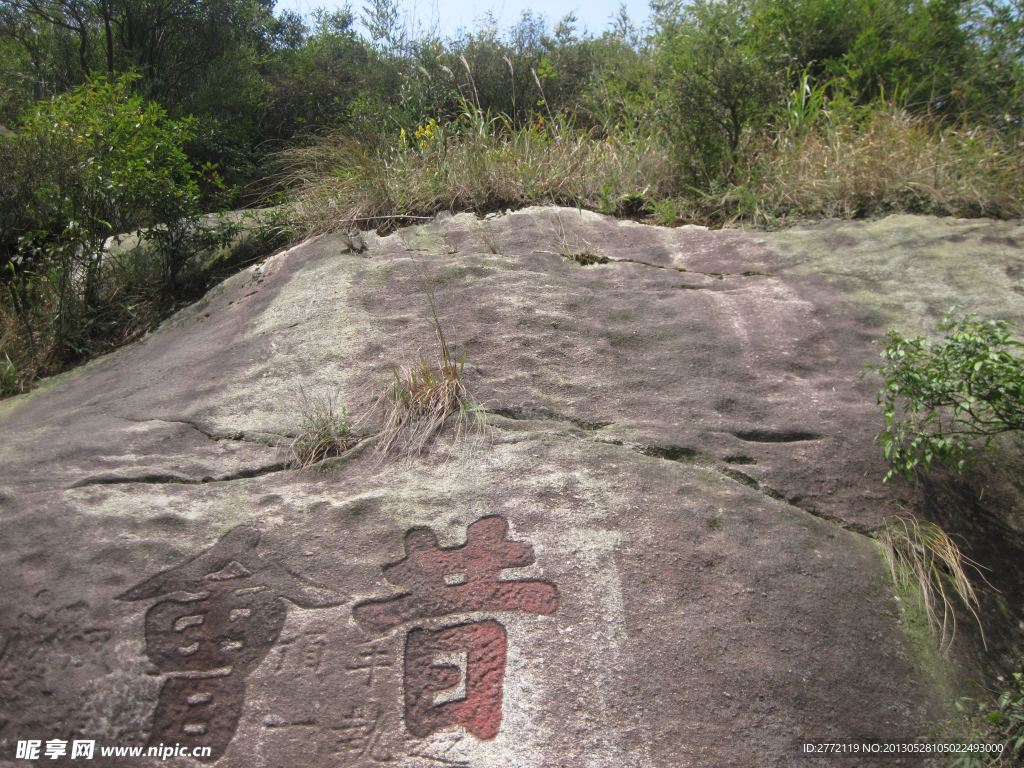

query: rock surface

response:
[1,208,1023,767]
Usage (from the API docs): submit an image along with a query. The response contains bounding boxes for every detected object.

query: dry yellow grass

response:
[373,298,485,459]
[270,99,1024,236]
[748,103,1024,221]
[272,111,676,236]
[875,513,988,654]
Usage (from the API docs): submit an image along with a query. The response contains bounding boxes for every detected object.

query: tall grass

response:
[744,97,1024,222]
[273,104,676,235]
[275,90,1024,234]
[374,296,484,459]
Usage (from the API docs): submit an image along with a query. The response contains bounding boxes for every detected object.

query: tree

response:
[2,74,211,355]
[1,0,284,106]
[655,0,784,183]
[256,7,366,143]
[841,0,973,112]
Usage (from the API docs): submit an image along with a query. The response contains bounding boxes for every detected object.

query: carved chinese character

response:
[354,515,558,742]
[346,639,393,687]
[118,527,346,763]
[404,621,506,740]
[333,703,381,758]
[353,515,559,632]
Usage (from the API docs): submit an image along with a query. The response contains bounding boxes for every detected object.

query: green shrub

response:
[867,311,1024,482]
[256,8,367,144]
[747,0,864,81]
[952,670,1024,767]
[581,16,661,141]
[11,73,202,286]
[961,0,1024,126]
[838,0,973,114]
[0,73,232,396]
[655,0,785,184]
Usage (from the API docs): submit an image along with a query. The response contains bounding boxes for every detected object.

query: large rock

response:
[1,208,1023,767]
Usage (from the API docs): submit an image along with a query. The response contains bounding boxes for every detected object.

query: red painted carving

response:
[353,515,559,633]
[118,527,344,762]
[354,515,559,743]
[404,621,507,740]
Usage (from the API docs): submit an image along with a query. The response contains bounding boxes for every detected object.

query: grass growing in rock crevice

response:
[286,388,357,469]
[875,513,988,655]
[373,297,485,459]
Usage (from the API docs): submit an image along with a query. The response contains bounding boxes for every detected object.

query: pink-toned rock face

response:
[1,208,1022,767]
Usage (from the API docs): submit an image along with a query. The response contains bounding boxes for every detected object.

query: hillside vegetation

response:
[1,0,1023,397]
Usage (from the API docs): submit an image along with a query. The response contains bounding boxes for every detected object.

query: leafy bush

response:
[953,670,1024,767]
[655,0,785,184]
[11,74,201,275]
[867,311,1024,482]
[838,0,973,114]
[0,73,232,396]
[961,0,1024,126]
[256,8,367,144]
[747,0,864,81]
[581,20,660,141]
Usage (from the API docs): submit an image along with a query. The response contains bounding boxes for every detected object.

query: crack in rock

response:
[609,256,773,280]
[718,465,872,534]
[630,440,871,535]
[732,429,821,443]
[492,418,856,534]
[118,416,261,444]
[724,454,757,465]
[487,405,611,431]
[69,463,288,489]
[639,445,703,462]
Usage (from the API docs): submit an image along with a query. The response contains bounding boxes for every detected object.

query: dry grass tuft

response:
[374,298,484,459]
[287,388,355,469]
[875,513,988,653]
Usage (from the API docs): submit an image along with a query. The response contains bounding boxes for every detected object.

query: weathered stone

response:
[1,208,1022,766]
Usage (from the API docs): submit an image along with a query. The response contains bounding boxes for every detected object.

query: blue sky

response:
[273,0,656,41]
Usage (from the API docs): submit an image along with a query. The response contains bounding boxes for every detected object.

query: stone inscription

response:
[116,517,557,762]
[404,621,507,740]
[355,515,558,742]
[118,527,345,762]
[352,515,559,631]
